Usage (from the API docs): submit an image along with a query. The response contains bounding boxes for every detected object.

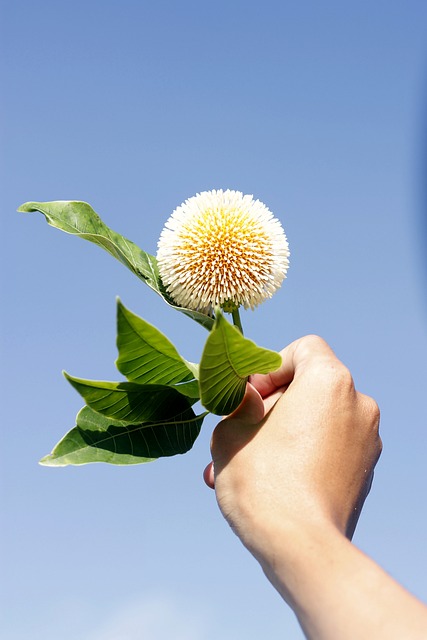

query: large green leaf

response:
[199,311,282,415]
[116,299,198,393]
[40,406,206,466]
[64,374,197,422]
[17,200,214,330]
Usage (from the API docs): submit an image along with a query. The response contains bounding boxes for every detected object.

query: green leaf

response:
[116,299,198,392]
[18,200,214,330]
[40,406,206,466]
[199,311,282,416]
[170,379,200,399]
[64,374,198,422]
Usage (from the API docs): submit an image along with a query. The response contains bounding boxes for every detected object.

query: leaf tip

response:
[17,201,38,213]
[62,370,77,388]
[39,455,54,467]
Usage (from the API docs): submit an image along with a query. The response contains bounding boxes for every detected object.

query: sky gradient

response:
[2,1,427,638]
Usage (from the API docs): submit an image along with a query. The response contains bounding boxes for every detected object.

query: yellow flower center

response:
[176,207,273,288]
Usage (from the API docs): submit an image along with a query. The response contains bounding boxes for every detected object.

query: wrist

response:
[248,512,345,607]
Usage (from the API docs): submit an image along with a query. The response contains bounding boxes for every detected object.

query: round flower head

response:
[156,189,290,314]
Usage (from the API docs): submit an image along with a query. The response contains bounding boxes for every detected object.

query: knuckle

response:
[358,393,382,460]
[318,360,355,393]
[296,335,355,392]
[377,434,383,458]
[361,393,381,427]
[334,363,355,389]
[298,334,329,354]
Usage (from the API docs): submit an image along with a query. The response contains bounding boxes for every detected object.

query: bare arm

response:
[204,335,427,639]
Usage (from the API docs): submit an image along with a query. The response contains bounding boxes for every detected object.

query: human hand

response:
[204,335,381,565]
[204,337,427,640]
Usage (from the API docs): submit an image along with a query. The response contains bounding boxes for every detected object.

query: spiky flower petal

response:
[157,189,290,314]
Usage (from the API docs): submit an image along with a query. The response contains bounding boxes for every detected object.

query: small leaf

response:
[64,374,197,422]
[18,201,214,330]
[199,311,282,415]
[40,406,206,466]
[116,299,198,392]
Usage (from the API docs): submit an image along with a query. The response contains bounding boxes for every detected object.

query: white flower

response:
[156,189,290,314]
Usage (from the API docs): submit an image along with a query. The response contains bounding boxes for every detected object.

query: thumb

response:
[226,382,266,425]
[203,384,265,491]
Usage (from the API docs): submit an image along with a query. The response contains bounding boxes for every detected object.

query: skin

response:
[204,335,427,639]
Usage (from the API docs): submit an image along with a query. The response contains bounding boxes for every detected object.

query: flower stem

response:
[232,307,244,335]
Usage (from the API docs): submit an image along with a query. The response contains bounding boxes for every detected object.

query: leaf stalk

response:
[231,307,243,335]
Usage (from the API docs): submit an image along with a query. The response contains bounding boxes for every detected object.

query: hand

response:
[204,337,427,640]
[204,335,382,561]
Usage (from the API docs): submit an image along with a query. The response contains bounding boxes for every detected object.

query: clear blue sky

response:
[2,1,427,638]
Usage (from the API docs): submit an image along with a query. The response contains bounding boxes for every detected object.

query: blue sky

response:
[2,1,427,638]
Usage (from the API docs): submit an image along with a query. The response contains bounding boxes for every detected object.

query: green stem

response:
[232,307,243,335]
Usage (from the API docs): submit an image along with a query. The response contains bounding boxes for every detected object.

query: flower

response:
[156,189,290,314]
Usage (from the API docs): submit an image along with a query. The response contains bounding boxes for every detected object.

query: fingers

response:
[251,335,338,398]
[203,336,344,491]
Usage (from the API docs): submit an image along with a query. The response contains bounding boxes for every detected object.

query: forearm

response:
[257,520,427,640]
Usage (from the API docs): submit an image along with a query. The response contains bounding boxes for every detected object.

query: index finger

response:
[250,334,338,398]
